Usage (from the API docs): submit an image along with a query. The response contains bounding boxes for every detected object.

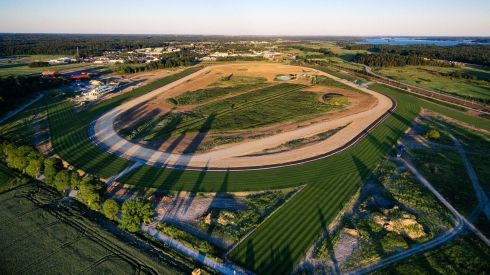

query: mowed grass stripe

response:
[244,175,348,255]
[244,174,358,267]
[238,173,359,267]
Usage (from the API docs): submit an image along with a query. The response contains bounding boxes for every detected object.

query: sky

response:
[1,0,489,36]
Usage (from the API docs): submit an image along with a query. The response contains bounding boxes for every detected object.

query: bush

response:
[77,178,101,211]
[54,170,70,191]
[426,129,441,140]
[103,199,120,220]
[120,199,154,232]
[43,158,61,184]
[25,158,44,178]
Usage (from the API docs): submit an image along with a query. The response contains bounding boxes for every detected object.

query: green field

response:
[169,75,267,105]
[38,65,490,274]
[376,65,490,102]
[0,62,97,77]
[0,183,192,274]
[169,83,267,105]
[123,82,346,142]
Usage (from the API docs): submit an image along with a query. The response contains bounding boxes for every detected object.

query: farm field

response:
[376,65,490,102]
[42,63,490,274]
[0,182,192,274]
[0,162,29,193]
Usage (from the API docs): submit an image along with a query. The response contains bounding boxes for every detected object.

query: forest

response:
[0,75,64,115]
[114,49,201,74]
[353,53,455,67]
[347,44,490,66]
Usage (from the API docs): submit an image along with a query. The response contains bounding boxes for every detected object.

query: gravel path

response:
[142,224,250,275]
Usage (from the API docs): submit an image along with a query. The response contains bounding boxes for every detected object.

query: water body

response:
[359,37,490,46]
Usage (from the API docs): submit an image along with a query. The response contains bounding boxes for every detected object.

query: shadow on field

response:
[206,169,230,235]
[245,240,255,270]
[260,244,293,274]
[151,113,216,190]
[318,208,340,274]
[150,113,183,149]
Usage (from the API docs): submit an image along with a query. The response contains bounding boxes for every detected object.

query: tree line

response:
[115,49,201,74]
[0,139,153,232]
[0,75,65,115]
[353,53,455,67]
[346,44,490,66]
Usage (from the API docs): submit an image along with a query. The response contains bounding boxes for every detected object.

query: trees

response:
[53,170,70,192]
[25,158,43,178]
[114,49,201,74]
[43,158,61,184]
[0,75,64,115]
[348,44,490,66]
[77,178,101,211]
[70,172,81,189]
[103,199,120,220]
[120,199,154,232]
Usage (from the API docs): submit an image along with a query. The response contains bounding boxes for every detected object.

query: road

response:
[141,224,249,275]
[0,93,44,124]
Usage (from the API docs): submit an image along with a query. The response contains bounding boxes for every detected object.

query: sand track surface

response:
[91,63,393,169]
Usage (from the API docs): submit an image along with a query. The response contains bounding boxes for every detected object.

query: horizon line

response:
[1,32,489,38]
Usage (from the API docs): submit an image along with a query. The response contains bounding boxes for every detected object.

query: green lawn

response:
[0,183,192,274]
[376,65,490,102]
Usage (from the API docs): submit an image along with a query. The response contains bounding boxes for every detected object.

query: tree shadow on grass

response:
[317,208,341,275]
[154,113,215,190]
[206,169,229,235]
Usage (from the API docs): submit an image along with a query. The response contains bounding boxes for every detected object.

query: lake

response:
[359,37,490,46]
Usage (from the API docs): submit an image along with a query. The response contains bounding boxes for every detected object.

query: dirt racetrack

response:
[91,63,393,169]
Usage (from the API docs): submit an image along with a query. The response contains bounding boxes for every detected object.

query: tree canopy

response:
[120,199,154,232]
